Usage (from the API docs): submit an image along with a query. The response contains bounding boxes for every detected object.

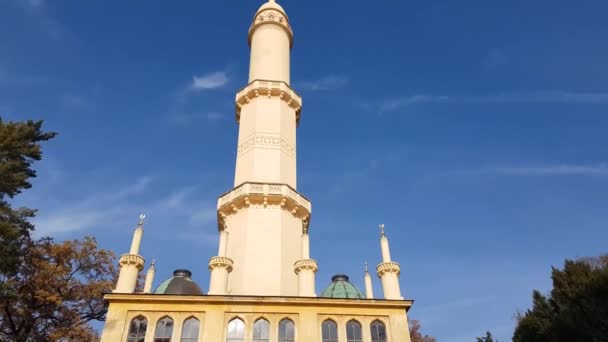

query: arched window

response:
[127,316,147,342]
[226,318,245,342]
[278,318,295,342]
[180,317,200,342]
[370,320,387,342]
[253,318,270,342]
[346,320,362,342]
[322,319,338,342]
[154,316,174,342]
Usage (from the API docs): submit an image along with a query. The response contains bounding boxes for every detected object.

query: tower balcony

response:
[235,80,302,125]
[217,182,311,231]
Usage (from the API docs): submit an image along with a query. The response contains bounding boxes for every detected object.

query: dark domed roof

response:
[321,274,365,299]
[154,269,204,295]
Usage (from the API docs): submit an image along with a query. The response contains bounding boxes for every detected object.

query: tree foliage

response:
[513,255,608,342]
[0,118,117,341]
[477,331,500,342]
[0,119,56,276]
[409,319,437,342]
[1,237,116,341]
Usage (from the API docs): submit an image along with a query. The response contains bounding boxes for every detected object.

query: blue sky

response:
[2,0,608,340]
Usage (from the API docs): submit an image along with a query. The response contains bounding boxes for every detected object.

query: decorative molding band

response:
[217,182,311,231]
[294,259,318,274]
[376,261,401,277]
[119,254,145,270]
[249,8,293,48]
[237,133,296,158]
[235,80,302,125]
[208,256,234,272]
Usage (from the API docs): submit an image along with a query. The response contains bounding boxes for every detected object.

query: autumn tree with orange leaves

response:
[0,119,117,341]
[409,319,437,342]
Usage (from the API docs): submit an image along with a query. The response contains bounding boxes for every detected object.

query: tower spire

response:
[214,0,311,297]
[114,214,146,293]
[376,224,404,300]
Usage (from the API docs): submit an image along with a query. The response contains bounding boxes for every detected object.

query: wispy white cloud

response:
[299,75,349,91]
[32,174,218,238]
[191,71,229,90]
[378,91,608,113]
[486,164,608,176]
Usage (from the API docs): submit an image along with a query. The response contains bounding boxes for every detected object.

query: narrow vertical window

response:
[127,316,147,342]
[346,320,362,342]
[226,318,245,342]
[253,318,270,342]
[180,317,200,342]
[154,316,174,342]
[370,320,387,342]
[322,319,338,342]
[278,318,295,342]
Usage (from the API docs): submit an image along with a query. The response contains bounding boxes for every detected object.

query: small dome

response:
[154,269,204,295]
[321,274,365,299]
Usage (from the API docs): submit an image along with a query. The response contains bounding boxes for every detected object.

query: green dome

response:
[154,269,204,295]
[321,275,365,299]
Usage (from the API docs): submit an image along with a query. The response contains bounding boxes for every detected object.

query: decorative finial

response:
[138,213,146,227]
[379,224,385,237]
[364,261,369,273]
[151,258,156,266]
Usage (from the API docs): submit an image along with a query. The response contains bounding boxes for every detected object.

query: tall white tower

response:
[210,0,316,297]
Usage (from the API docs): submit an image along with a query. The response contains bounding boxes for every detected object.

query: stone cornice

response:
[376,261,401,277]
[249,8,293,48]
[208,256,234,272]
[294,259,318,274]
[235,80,302,125]
[217,182,311,231]
[119,254,144,270]
[103,293,414,310]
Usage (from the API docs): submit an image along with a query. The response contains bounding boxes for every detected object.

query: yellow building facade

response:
[100,1,413,341]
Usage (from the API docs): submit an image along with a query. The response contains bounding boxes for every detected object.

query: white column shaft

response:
[114,265,139,293]
[209,267,229,295]
[302,234,310,259]
[143,267,155,293]
[364,272,374,299]
[129,228,143,255]
[297,269,316,297]
[380,272,403,300]
[380,236,392,262]
[218,230,228,256]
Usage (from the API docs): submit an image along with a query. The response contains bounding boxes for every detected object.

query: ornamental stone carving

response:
[249,9,293,48]
[237,133,296,159]
[376,261,401,277]
[235,80,302,124]
[294,258,318,274]
[208,256,234,272]
[217,182,311,230]
[119,253,145,270]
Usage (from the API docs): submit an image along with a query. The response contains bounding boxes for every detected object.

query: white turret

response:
[376,224,404,300]
[114,215,146,293]
[143,259,156,293]
[364,262,375,299]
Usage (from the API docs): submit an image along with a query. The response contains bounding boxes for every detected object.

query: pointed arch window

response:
[226,318,245,342]
[321,319,338,342]
[370,320,387,342]
[253,318,270,342]
[127,315,147,342]
[180,317,200,342]
[346,320,363,342]
[278,318,295,342]
[154,316,174,342]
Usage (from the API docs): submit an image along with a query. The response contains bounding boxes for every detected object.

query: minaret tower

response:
[214,0,312,296]
[376,224,404,300]
[114,215,146,293]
